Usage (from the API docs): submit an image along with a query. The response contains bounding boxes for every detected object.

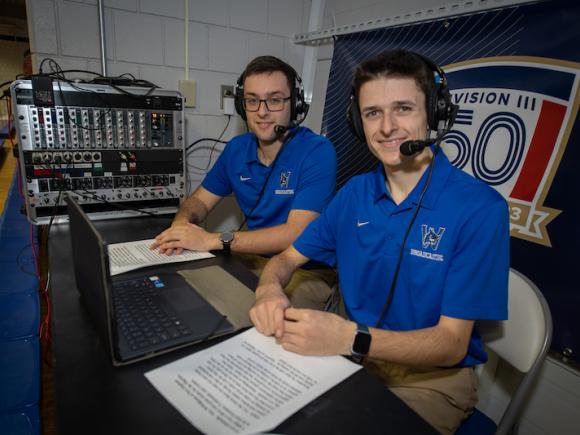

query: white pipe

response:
[294,0,538,45]
[184,0,189,80]
[97,0,107,76]
[301,0,325,104]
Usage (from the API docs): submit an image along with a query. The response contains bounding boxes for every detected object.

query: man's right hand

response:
[250,284,291,338]
[151,187,222,255]
[150,221,199,255]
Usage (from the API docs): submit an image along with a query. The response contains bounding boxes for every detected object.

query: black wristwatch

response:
[350,323,372,363]
[219,231,235,254]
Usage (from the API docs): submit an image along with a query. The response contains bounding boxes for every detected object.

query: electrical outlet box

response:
[220,85,234,109]
[179,80,196,108]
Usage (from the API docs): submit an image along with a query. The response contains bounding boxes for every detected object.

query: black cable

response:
[186,115,232,176]
[185,138,228,179]
[45,189,64,238]
[16,242,39,277]
[15,67,157,90]
[7,58,160,137]
[185,115,232,153]
[36,57,158,102]
[185,137,228,154]
[0,79,13,90]
[42,159,72,235]
[42,59,114,133]
[374,147,439,328]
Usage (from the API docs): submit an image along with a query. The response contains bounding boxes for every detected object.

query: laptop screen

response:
[66,195,117,358]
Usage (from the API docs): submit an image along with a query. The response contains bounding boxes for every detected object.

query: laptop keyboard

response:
[112,276,193,351]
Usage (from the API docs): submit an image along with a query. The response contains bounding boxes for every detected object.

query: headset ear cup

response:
[234,94,246,120]
[410,51,455,131]
[346,96,366,143]
[234,74,246,120]
[427,88,439,131]
[437,88,452,128]
[295,86,303,118]
[294,85,309,123]
[290,84,297,122]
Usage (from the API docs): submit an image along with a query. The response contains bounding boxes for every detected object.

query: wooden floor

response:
[0,141,17,214]
[1,140,57,435]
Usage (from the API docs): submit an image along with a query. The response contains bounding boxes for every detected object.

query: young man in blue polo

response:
[250,49,509,434]
[152,56,337,309]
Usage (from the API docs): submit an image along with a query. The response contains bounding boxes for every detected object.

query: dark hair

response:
[352,49,435,110]
[242,56,295,93]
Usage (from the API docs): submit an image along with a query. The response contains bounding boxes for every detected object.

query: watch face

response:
[220,231,234,243]
[353,330,372,355]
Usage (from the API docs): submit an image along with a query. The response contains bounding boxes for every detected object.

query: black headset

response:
[346,51,456,143]
[234,60,310,125]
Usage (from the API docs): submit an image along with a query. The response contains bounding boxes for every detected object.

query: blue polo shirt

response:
[202,127,336,230]
[293,147,509,367]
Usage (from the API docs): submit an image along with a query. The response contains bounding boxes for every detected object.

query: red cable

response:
[7,97,24,198]
[30,223,40,278]
[7,91,52,364]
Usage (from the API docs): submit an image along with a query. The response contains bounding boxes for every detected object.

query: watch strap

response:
[350,323,371,363]
[219,231,234,254]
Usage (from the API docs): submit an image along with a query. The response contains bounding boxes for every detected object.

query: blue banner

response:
[322,0,580,362]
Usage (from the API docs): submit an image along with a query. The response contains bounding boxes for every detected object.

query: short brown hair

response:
[352,49,436,111]
[242,56,296,92]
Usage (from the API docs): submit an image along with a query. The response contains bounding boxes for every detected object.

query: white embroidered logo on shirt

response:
[279,171,291,189]
[421,224,446,250]
[409,224,446,262]
[357,220,370,227]
[240,176,251,182]
[275,171,294,195]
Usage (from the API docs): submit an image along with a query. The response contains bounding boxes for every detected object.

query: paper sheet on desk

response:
[145,328,362,435]
[107,239,214,276]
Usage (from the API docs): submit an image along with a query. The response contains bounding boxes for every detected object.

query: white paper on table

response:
[145,328,362,435]
[107,239,214,276]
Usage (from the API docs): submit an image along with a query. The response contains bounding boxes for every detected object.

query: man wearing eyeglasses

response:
[152,56,337,310]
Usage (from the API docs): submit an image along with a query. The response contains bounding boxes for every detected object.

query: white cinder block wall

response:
[25,0,311,230]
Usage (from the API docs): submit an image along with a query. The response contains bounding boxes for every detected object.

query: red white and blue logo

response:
[443,57,580,247]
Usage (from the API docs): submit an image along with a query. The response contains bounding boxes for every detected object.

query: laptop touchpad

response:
[164,287,206,312]
[155,274,206,312]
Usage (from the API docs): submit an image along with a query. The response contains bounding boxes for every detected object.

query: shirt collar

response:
[372,164,390,203]
[244,134,260,164]
[416,146,452,210]
[372,146,453,209]
[244,127,304,165]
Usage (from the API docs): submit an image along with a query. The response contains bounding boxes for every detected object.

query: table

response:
[48,216,436,435]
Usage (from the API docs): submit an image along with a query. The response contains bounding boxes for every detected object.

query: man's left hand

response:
[277,308,355,356]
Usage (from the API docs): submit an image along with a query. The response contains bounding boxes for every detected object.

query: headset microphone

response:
[274,124,288,135]
[399,139,430,156]
[274,119,301,136]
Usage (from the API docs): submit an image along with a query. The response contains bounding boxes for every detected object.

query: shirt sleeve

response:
[441,196,510,321]
[201,141,233,197]
[290,138,337,213]
[293,183,348,267]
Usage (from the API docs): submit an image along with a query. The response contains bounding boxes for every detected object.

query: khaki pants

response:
[235,253,336,310]
[364,359,478,434]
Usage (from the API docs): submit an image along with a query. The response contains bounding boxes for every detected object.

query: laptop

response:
[66,195,238,366]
